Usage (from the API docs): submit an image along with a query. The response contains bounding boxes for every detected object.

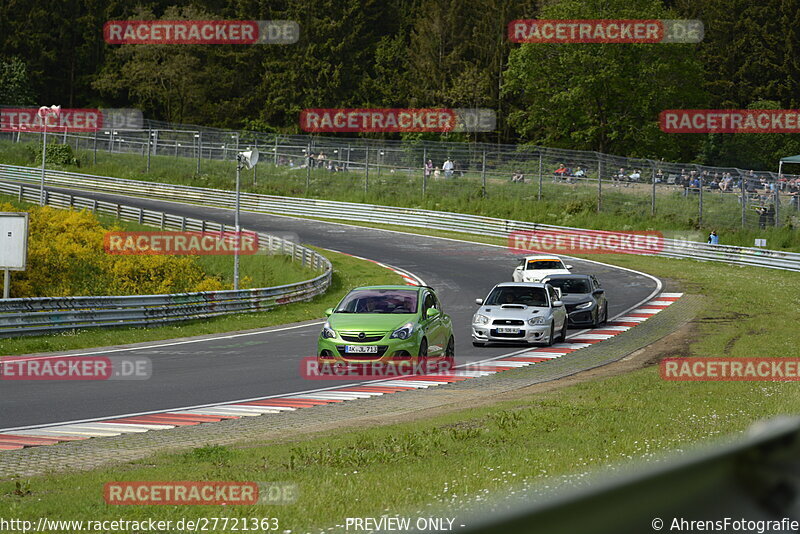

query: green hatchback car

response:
[318,285,454,364]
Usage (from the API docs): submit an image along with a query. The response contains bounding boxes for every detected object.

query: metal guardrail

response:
[2,164,799,273]
[0,180,332,338]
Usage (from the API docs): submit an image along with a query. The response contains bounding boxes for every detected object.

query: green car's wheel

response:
[418,337,428,358]
[445,336,455,358]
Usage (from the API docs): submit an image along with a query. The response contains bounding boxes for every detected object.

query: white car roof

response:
[522,255,563,261]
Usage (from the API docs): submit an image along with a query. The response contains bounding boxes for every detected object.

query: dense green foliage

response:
[2,0,800,168]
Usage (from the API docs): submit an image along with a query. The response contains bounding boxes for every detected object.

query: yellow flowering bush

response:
[1,203,225,298]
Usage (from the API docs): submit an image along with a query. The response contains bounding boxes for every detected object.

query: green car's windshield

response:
[545,278,592,294]
[335,289,419,314]
[486,287,548,307]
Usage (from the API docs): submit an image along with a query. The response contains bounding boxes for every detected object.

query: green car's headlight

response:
[527,316,546,326]
[321,322,337,339]
[390,322,415,340]
[473,314,489,325]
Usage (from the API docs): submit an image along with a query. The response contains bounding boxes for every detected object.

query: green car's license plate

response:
[345,345,379,354]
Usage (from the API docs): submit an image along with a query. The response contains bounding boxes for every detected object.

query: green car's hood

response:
[329,313,416,333]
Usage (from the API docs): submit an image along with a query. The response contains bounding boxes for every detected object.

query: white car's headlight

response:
[473,314,489,325]
[390,322,415,340]
[575,301,593,309]
[321,322,337,339]
[528,316,546,325]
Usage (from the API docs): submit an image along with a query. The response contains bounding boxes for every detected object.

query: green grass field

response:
[2,234,798,531]
[2,139,798,251]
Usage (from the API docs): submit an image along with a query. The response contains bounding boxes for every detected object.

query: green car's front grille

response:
[338,331,388,343]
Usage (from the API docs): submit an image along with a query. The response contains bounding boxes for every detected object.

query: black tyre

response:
[445,336,455,358]
[419,338,428,358]
[601,305,609,325]
[558,320,568,342]
[543,324,554,346]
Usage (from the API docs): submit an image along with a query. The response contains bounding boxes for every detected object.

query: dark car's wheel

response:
[558,320,568,342]
[591,309,599,328]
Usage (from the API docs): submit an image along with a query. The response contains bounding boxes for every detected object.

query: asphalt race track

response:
[0,184,660,429]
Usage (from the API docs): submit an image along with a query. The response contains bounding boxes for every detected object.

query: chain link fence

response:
[3,120,799,232]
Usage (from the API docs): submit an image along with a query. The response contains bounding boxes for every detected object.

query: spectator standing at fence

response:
[424,159,433,179]
[707,230,719,245]
[307,151,316,168]
[443,158,454,178]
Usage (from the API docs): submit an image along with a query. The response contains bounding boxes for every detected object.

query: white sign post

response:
[0,212,29,299]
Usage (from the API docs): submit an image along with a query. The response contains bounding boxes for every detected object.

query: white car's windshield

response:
[335,289,418,314]
[485,287,548,306]
[526,260,564,270]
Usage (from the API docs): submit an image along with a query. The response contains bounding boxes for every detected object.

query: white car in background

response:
[512,255,573,283]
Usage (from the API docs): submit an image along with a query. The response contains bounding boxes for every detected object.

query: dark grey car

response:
[541,274,608,328]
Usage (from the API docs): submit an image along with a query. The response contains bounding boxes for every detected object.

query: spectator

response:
[317,151,326,168]
[511,171,525,183]
[629,169,641,182]
[707,230,719,245]
[434,166,441,178]
[758,206,768,229]
[424,159,433,179]
[574,166,586,178]
[655,169,664,183]
[307,152,316,168]
[554,164,568,182]
[443,158,454,178]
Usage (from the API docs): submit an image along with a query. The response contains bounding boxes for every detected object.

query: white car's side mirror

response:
[475,298,483,305]
[553,300,564,307]
[565,264,573,269]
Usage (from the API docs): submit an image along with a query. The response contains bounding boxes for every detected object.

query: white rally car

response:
[512,255,573,283]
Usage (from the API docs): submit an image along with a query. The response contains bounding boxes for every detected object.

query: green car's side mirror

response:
[426,308,441,319]
[324,307,334,317]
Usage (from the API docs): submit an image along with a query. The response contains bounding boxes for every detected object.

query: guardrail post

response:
[146,128,151,172]
[138,207,144,224]
[537,152,543,201]
[159,212,165,229]
[597,156,602,213]
[306,141,311,193]
[201,219,206,233]
[422,146,427,197]
[69,195,74,209]
[116,204,121,220]
[18,185,23,202]
[698,176,704,227]
[181,216,186,231]
[365,146,369,194]
[92,199,98,212]
[651,164,656,216]
[93,129,98,165]
[481,150,487,198]
[774,188,780,227]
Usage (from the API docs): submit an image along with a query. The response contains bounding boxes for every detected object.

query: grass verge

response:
[1,244,798,531]
[2,139,799,251]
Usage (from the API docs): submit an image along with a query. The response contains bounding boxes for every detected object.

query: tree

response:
[0,57,36,105]
[503,0,707,159]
